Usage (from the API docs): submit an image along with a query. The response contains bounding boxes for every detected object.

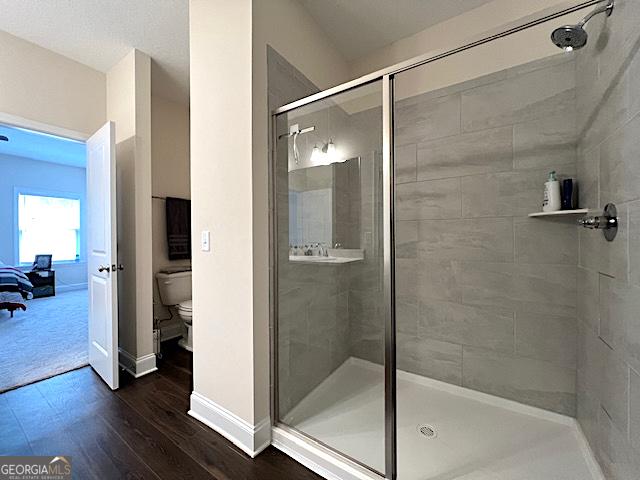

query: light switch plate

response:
[201,230,210,252]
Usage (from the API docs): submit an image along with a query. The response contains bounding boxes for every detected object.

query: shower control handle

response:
[577,216,614,229]
[578,203,618,241]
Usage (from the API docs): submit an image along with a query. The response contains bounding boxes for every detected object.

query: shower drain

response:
[416,424,437,439]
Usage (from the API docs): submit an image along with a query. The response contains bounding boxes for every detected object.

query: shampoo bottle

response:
[543,171,561,212]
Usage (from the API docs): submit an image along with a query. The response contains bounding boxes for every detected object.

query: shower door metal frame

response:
[270,76,395,479]
[381,74,397,480]
[268,2,604,479]
[273,0,604,116]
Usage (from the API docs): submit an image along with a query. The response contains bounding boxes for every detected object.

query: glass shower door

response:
[273,80,389,476]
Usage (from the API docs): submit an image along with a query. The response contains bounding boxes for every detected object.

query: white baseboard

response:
[118,349,157,378]
[57,283,88,293]
[188,391,271,458]
[271,426,381,480]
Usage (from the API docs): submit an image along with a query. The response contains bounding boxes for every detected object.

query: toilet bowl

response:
[176,300,193,351]
[156,269,193,352]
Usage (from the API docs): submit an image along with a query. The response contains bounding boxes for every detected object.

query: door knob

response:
[98,265,111,273]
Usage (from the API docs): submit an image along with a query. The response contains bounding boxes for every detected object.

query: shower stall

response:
[270,1,636,478]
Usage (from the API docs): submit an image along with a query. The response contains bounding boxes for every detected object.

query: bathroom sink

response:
[289,249,364,265]
[327,248,364,260]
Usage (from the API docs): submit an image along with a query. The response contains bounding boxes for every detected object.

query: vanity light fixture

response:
[310,139,345,166]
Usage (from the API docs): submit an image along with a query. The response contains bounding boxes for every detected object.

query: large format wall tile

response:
[576,147,600,209]
[577,322,606,400]
[629,200,640,288]
[461,60,575,133]
[514,217,578,265]
[396,143,417,184]
[599,274,640,372]
[600,113,640,205]
[396,178,461,220]
[414,218,514,262]
[601,347,630,435]
[397,259,462,303]
[462,346,576,415]
[397,333,462,385]
[395,220,418,259]
[355,53,580,419]
[577,266,600,334]
[461,166,576,218]
[395,93,461,146]
[515,312,577,368]
[349,321,384,365]
[514,109,577,171]
[631,368,640,452]
[416,126,513,181]
[418,300,514,353]
[594,403,640,480]
[455,261,576,317]
[575,6,640,471]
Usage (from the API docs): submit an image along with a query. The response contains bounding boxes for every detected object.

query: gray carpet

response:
[0,289,88,392]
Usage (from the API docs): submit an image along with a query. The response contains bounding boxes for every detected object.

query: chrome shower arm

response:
[578,0,614,26]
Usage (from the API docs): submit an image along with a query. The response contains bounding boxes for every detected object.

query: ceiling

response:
[0,124,86,168]
[297,0,496,61]
[0,0,189,104]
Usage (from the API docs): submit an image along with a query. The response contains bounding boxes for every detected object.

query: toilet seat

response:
[177,300,192,314]
[176,300,193,352]
[177,300,193,326]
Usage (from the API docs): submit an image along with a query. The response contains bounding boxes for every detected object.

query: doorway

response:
[0,118,120,392]
[0,123,89,391]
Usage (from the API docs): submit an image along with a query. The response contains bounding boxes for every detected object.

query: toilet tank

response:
[156,270,192,306]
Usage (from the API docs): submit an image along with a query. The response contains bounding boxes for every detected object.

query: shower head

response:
[551,0,614,51]
[551,24,589,51]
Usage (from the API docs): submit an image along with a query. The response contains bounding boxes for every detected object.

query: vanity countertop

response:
[288,255,362,265]
[288,248,365,265]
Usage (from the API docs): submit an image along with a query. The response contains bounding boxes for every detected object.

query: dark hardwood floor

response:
[0,340,321,480]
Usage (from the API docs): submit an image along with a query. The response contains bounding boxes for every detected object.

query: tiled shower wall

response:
[271,47,585,417]
[574,0,640,477]
[271,48,378,416]
[269,47,349,416]
[390,55,579,415]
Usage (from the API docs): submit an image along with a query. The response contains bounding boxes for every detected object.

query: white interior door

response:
[87,121,119,389]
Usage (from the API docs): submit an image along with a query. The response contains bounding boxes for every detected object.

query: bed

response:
[0,266,33,317]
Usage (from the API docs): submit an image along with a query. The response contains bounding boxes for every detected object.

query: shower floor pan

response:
[283,358,602,480]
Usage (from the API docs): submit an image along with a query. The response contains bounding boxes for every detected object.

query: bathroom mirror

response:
[288,157,361,249]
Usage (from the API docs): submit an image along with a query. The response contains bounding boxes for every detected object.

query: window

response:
[18,194,81,264]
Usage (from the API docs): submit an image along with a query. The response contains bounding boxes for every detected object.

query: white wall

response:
[0,153,87,289]
[351,0,581,78]
[151,95,191,327]
[190,0,256,424]
[189,0,350,440]
[0,30,105,136]
[107,50,154,368]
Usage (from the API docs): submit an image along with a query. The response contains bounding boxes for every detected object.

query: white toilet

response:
[156,269,193,352]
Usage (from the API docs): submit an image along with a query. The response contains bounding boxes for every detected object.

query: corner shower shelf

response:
[528,209,589,217]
